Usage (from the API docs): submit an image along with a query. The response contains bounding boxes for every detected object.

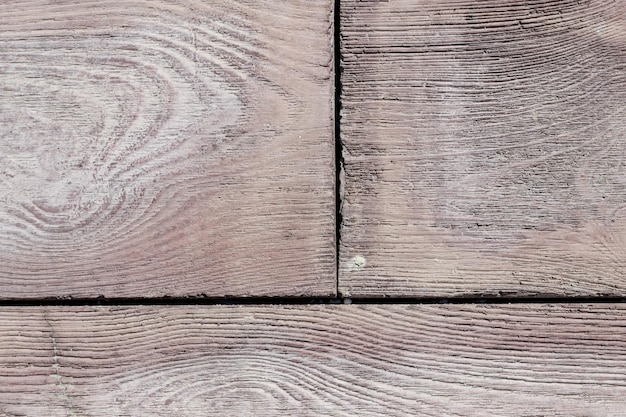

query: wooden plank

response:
[0,0,335,298]
[1,304,626,416]
[339,0,626,296]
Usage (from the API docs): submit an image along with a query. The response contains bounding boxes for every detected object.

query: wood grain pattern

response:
[339,0,626,297]
[0,0,335,298]
[1,304,625,416]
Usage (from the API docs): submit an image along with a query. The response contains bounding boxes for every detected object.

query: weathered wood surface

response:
[339,0,626,296]
[1,304,625,416]
[0,0,335,298]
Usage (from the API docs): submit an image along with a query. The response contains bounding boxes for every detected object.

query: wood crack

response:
[44,311,77,417]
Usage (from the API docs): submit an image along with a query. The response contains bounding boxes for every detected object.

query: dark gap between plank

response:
[0,296,624,306]
[333,0,343,297]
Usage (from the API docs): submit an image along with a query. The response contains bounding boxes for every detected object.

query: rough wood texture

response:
[339,0,626,296]
[1,304,625,416]
[0,0,335,298]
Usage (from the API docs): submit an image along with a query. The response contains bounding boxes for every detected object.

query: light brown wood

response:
[0,0,335,298]
[1,304,625,416]
[339,0,626,297]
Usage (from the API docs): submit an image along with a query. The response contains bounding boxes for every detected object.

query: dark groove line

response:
[333,0,343,297]
[0,296,625,307]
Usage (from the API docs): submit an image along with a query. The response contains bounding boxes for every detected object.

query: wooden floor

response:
[2,0,626,415]
[0,0,335,298]
[340,0,626,297]
[3,305,626,416]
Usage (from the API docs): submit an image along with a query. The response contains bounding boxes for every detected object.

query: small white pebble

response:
[346,255,367,272]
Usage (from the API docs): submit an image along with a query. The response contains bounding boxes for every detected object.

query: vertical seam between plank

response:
[334,0,344,297]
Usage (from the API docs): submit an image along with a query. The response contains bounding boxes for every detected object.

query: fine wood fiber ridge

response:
[0,0,336,299]
[340,0,626,297]
[2,305,626,416]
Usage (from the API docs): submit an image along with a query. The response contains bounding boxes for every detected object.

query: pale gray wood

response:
[0,0,336,298]
[340,0,626,296]
[1,305,626,416]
